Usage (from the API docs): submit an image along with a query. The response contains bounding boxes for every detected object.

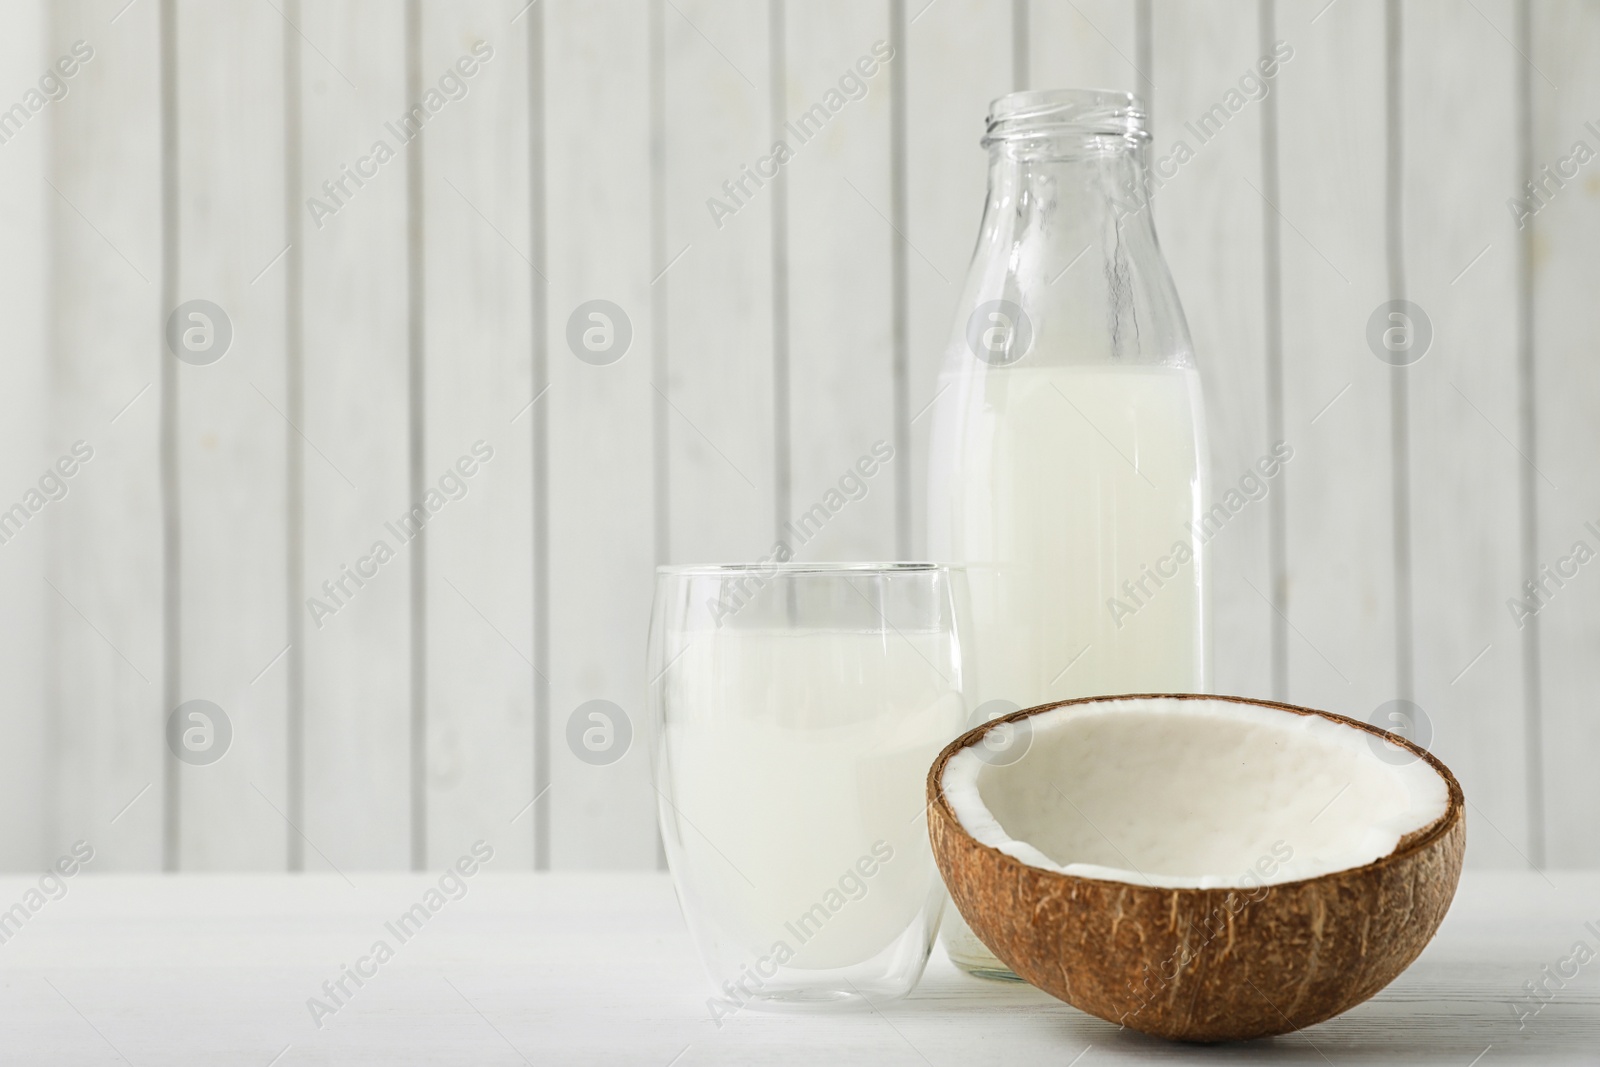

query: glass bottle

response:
[926,89,1210,978]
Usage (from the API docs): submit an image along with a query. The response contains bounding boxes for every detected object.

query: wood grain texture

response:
[0,870,1593,1061]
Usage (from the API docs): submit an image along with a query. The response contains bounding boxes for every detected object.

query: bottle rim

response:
[983,88,1149,147]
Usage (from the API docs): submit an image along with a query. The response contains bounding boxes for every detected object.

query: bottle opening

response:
[983,88,1148,149]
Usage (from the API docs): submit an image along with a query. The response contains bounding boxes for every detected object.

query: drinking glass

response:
[649,563,971,1010]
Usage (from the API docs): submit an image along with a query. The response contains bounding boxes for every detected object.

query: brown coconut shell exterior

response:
[928,693,1466,1043]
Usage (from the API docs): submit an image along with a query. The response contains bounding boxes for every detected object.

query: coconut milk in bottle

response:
[926,90,1209,978]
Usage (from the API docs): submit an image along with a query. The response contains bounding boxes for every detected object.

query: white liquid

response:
[928,363,1207,707]
[927,362,1207,976]
[659,629,966,974]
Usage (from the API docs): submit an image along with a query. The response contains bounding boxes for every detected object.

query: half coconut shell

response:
[928,693,1465,1043]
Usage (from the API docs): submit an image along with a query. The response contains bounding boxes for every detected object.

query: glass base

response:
[738,989,882,1012]
[950,957,1028,982]
[940,902,1024,982]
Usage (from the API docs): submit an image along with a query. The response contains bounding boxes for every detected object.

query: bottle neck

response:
[976,88,1162,305]
[972,143,1164,358]
[951,88,1191,369]
[959,140,1189,369]
[983,141,1158,252]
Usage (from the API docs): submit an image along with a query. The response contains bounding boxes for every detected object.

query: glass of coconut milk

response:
[650,563,971,1010]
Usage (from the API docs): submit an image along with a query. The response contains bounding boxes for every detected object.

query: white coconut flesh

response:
[942,697,1450,890]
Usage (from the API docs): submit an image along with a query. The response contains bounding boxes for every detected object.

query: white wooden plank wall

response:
[1148,0,1273,704]
[784,0,897,565]
[1533,0,1600,868]
[547,0,654,869]
[1275,0,1396,772]
[1404,0,1526,868]
[418,0,536,870]
[47,0,165,870]
[172,0,291,871]
[294,0,413,873]
[0,0,1589,872]
[903,0,1006,564]
[0,0,52,870]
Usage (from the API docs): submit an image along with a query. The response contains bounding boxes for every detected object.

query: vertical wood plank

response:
[417,0,534,867]
[1530,0,1600,867]
[1149,1,1273,702]
[546,0,656,870]
[1275,0,1394,720]
[904,0,1009,561]
[296,0,412,870]
[0,0,53,870]
[528,0,550,871]
[171,0,290,870]
[1403,0,1527,867]
[663,0,775,567]
[49,0,166,870]
[783,1,898,563]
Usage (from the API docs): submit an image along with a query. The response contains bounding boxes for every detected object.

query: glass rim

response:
[655,561,960,577]
[984,87,1148,146]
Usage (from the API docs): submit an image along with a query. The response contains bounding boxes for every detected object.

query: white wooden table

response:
[0,871,1594,1064]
